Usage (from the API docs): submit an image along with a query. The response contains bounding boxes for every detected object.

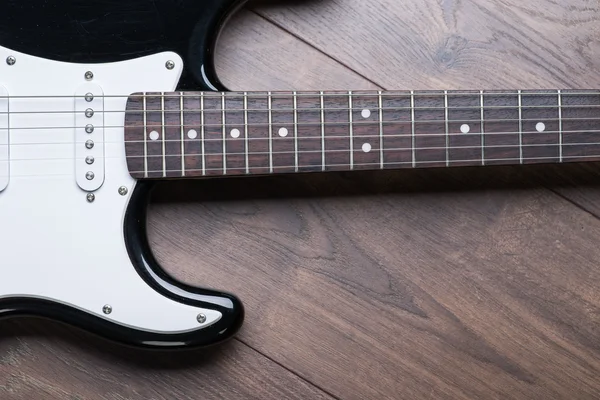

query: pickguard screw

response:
[197,313,207,323]
[85,108,94,118]
[86,171,95,180]
[118,186,128,196]
[85,140,94,149]
[85,71,94,81]
[102,304,112,315]
[6,56,15,66]
[85,124,94,134]
[85,93,94,102]
[86,193,95,203]
[165,60,175,70]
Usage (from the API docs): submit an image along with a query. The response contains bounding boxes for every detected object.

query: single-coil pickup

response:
[0,85,8,192]
[75,83,104,191]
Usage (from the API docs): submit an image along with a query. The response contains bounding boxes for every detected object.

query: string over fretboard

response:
[123,89,600,179]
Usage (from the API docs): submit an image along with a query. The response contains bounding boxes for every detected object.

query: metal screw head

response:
[85,124,94,134]
[118,186,128,196]
[6,56,15,66]
[85,171,95,180]
[86,193,95,203]
[197,313,207,324]
[85,140,94,149]
[165,60,175,70]
[85,156,94,165]
[85,93,94,102]
[102,304,112,315]
[85,108,94,118]
[85,71,94,80]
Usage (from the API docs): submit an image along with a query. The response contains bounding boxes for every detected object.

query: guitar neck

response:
[123,89,600,179]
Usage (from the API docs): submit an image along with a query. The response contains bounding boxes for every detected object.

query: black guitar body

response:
[0,0,246,349]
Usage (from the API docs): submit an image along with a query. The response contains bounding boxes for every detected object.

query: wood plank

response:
[251,0,600,90]
[150,168,600,399]
[135,1,600,399]
[0,319,334,400]
[215,10,379,91]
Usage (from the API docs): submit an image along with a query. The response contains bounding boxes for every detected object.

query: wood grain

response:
[0,320,332,400]
[7,1,600,399]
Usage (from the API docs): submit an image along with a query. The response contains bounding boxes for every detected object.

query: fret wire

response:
[293,91,299,173]
[480,90,485,166]
[222,92,227,175]
[268,91,273,174]
[349,90,354,170]
[320,91,325,172]
[411,90,415,168]
[518,90,523,164]
[201,92,206,176]
[131,153,600,176]
[378,90,383,169]
[180,92,185,177]
[161,92,166,178]
[444,90,449,167]
[558,89,563,163]
[143,93,148,178]
[244,92,249,174]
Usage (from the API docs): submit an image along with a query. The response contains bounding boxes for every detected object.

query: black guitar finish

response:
[0,0,246,349]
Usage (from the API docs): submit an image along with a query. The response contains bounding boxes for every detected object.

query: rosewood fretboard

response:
[123,90,600,179]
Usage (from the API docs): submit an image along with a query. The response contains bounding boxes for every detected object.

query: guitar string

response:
[2,140,600,163]
[3,153,599,179]
[2,103,600,115]
[2,115,600,133]
[89,153,600,175]
[1,90,600,99]
[0,130,600,148]
[1,126,598,147]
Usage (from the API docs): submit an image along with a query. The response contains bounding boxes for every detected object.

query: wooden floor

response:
[3,0,600,398]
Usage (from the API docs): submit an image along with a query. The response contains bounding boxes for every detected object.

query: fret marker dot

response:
[230,128,241,138]
[187,129,198,139]
[536,122,546,132]
[362,143,372,153]
[149,130,159,141]
[361,109,371,119]
[278,127,289,137]
[460,124,470,134]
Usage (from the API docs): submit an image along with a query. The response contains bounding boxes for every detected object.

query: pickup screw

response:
[165,60,175,70]
[197,313,207,323]
[102,304,112,315]
[85,140,94,149]
[85,71,94,81]
[6,56,15,66]
[118,186,128,196]
[86,193,95,203]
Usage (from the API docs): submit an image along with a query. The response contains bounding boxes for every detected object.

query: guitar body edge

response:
[0,0,246,349]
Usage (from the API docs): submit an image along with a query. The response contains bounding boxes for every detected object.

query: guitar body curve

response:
[0,0,246,349]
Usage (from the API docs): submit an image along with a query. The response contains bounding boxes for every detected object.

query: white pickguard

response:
[0,46,222,333]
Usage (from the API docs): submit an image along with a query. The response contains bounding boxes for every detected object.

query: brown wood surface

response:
[4,1,600,399]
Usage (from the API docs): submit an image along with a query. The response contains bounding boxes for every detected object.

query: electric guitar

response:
[1,0,598,350]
